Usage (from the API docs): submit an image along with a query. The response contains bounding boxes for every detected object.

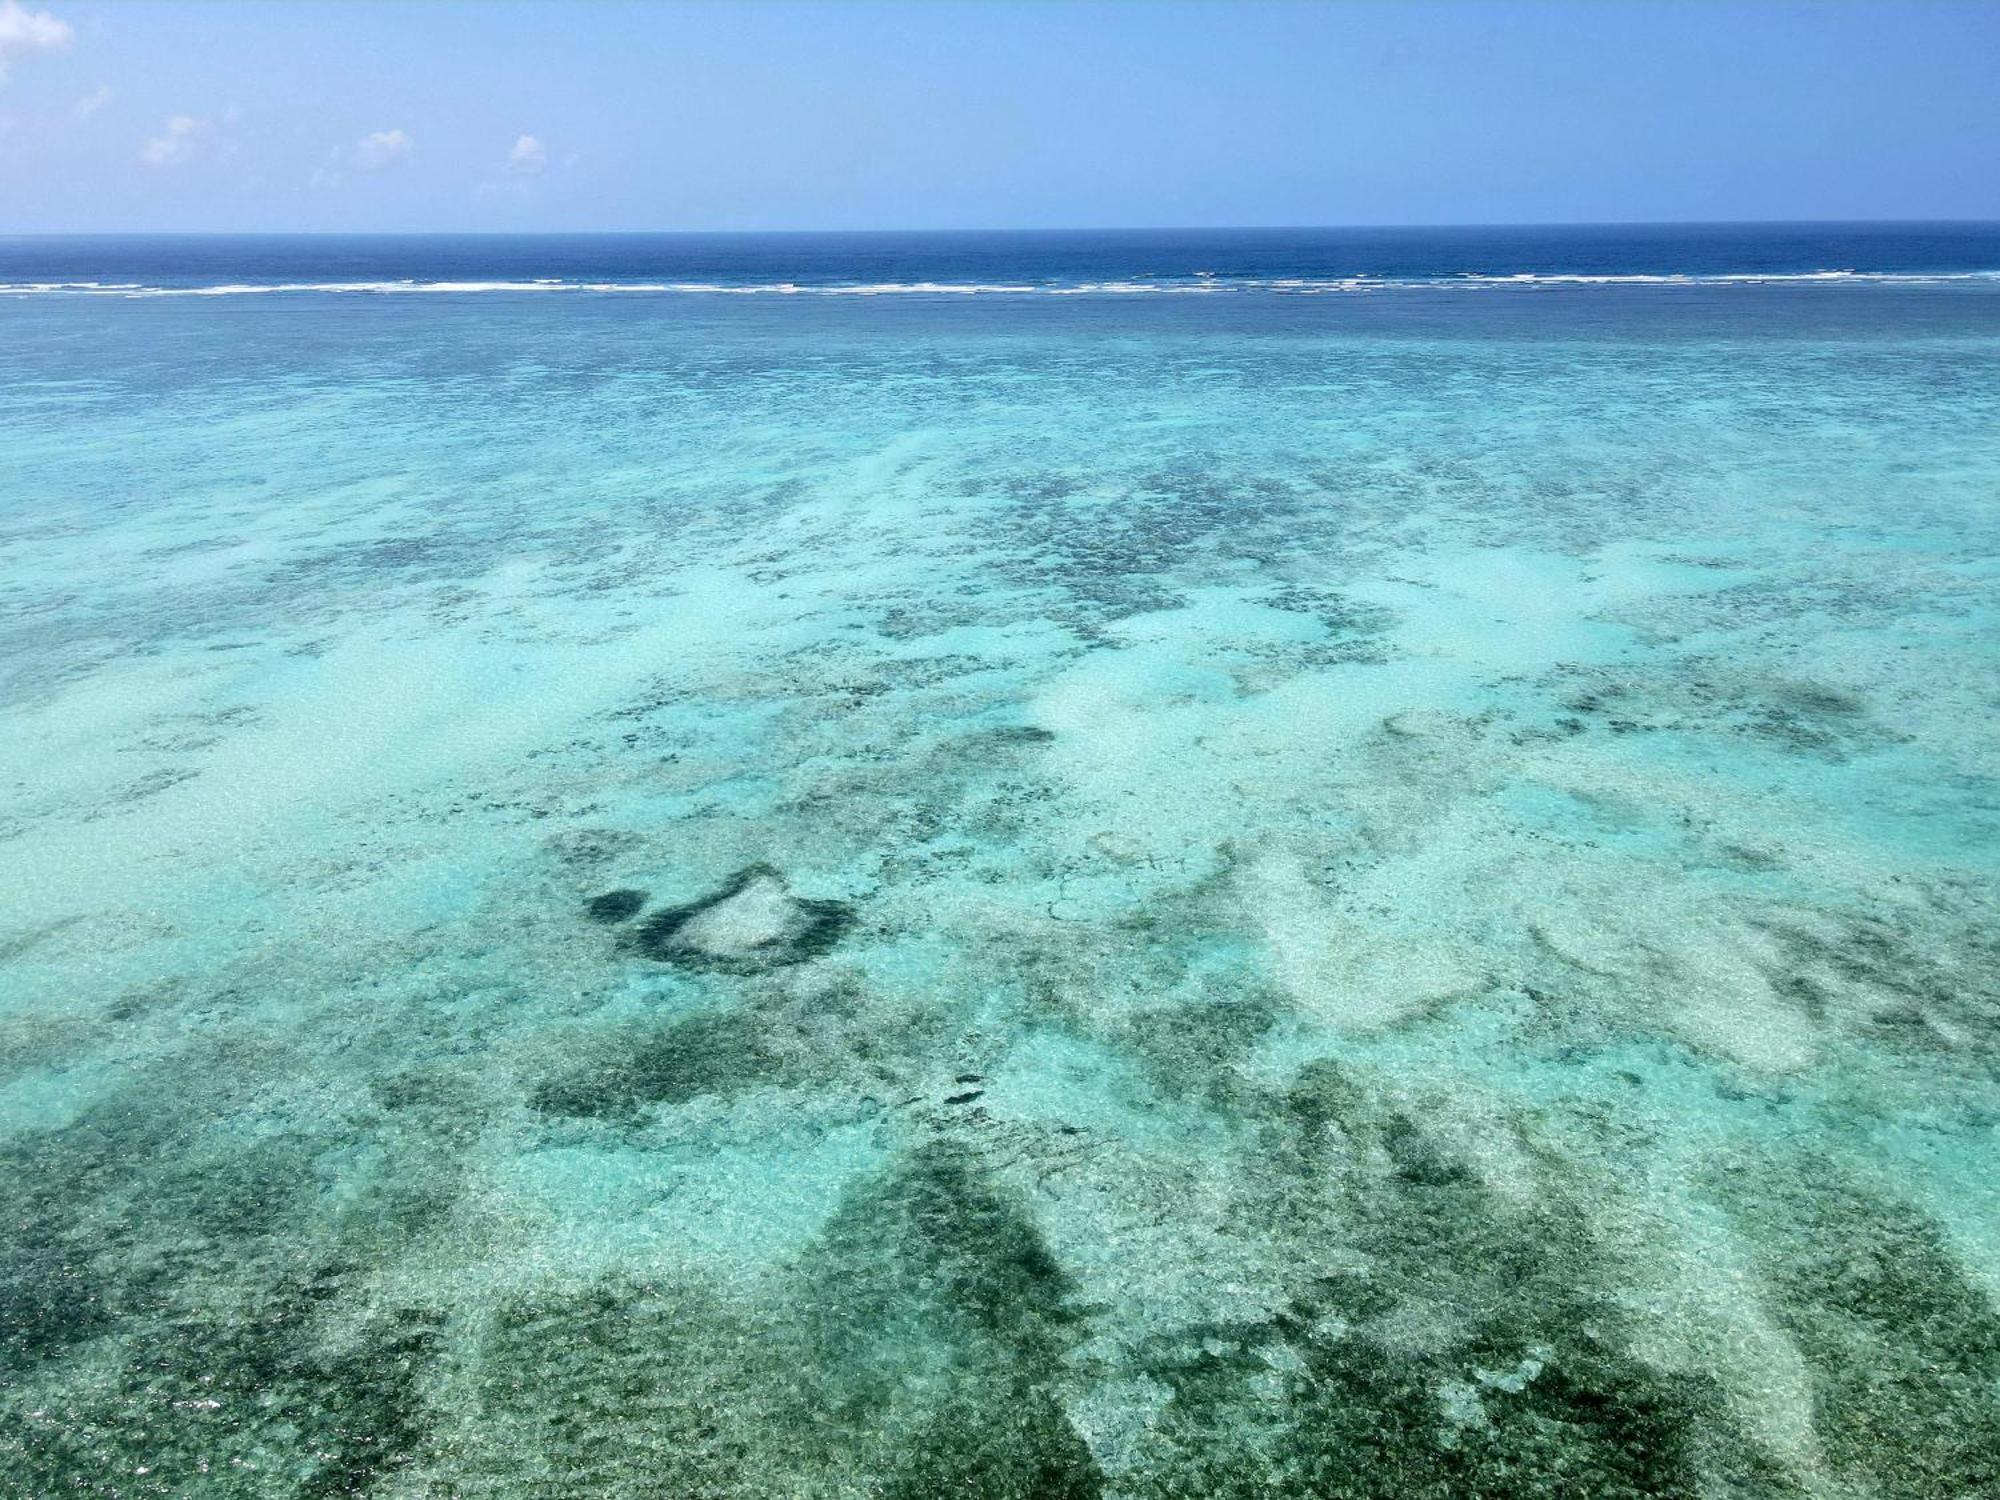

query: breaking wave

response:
[6,269,2000,298]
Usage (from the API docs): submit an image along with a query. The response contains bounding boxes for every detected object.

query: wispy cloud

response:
[507,133,547,175]
[140,113,203,167]
[477,132,574,201]
[73,82,110,119]
[311,127,414,191]
[355,127,412,171]
[0,0,71,85]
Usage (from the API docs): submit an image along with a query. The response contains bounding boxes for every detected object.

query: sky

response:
[0,0,1995,233]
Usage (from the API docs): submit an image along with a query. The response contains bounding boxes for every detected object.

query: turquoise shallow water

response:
[3,258,2000,1496]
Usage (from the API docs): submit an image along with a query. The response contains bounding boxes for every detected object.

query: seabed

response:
[1,286,1997,1496]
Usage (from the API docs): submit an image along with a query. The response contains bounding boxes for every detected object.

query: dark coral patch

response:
[1126,1058,1796,1499]
[439,1278,772,1495]
[7,1271,443,1498]
[583,887,648,924]
[529,1009,773,1120]
[961,724,1057,751]
[1728,1167,2000,1500]
[627,864,855,973]
[0,1241,106,1371]
[883,1386,1103,1500]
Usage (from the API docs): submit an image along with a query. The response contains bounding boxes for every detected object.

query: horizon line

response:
[6,217,2000,240]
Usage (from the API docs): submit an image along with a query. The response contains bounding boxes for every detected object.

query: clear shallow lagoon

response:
[3,227,1998,1497]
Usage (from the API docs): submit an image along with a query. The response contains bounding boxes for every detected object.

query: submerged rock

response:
[628,865,854,973]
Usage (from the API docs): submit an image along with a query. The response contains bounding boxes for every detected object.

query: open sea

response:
[3,225,1998,1497]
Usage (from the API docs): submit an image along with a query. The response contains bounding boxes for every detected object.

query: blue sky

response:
[1,0,1995,232]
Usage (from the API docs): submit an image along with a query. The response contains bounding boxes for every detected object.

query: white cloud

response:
[507,132,547,175]
[140,113,202,167]
[311,128,412,190]
[0,0,71,84]
[73,82,110,118]
[354,127,412,171]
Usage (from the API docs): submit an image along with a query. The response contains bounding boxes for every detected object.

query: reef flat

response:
[2,277,1998,1497]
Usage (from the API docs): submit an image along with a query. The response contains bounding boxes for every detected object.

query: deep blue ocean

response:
[3,225,1998,1497]
[4,220,2000,292]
